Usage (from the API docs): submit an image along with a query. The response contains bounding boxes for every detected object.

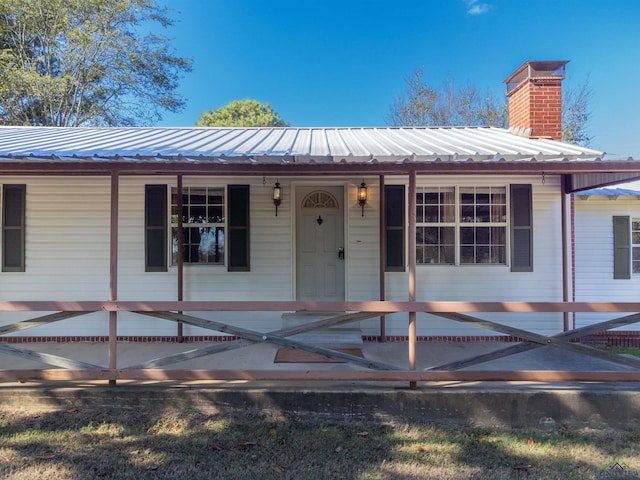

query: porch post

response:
[177,175,184,341]
[108,172,119,386]
[561,175,570,331]
[408,170,417,389]
[379,175,386,342]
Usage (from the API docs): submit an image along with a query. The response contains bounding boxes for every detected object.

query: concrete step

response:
[281,312,363,347]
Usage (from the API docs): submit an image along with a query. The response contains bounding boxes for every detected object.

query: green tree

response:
[387,66,592,146]
[196,99,288,127]
[0,0,192,126]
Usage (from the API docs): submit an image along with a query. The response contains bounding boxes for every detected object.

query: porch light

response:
[273,180,282,216]
[358,180,368,216]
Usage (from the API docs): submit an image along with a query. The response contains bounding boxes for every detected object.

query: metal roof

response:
[0,125,605,163]
[576,187,640,197]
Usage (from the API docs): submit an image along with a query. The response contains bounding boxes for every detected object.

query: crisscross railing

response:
[1,300,640,385]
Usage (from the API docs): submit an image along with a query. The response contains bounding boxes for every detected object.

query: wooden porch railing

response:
[1,301,640,385]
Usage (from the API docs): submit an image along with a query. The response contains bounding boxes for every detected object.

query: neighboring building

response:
[573,182,640,343]
[1,61,638,342]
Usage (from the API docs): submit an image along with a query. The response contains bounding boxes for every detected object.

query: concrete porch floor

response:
[1,341,640,429]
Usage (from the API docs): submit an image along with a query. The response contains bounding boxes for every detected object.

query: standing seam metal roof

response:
[0,125,605,161]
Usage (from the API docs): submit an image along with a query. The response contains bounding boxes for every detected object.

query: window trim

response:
[415,185,509,266]
[171,186,226,266]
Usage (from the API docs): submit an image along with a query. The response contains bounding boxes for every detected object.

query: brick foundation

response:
[2,333,640,347]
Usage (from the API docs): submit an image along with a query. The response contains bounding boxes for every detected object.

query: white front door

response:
[296,186,345,301]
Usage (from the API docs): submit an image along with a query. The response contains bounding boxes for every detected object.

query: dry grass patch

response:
[0,406,639,479]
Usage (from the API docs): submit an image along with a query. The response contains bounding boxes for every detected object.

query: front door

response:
[296,186,345,301]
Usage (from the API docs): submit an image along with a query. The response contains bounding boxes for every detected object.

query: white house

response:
[1,61,639,347]
[572,182,640,345]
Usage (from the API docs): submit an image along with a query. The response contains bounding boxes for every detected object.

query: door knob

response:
[338,247,345,260]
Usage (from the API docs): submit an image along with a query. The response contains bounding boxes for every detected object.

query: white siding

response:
[574,194,640,330]
[0,173,567,337]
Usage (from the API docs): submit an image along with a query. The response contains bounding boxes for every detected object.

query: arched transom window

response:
[301,190,339,209]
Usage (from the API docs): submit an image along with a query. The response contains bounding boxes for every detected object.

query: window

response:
[416,187,455,264]
[2,184,26,272]
[171,187,225,265]
[460,187,506,264]
[416,186,508,266]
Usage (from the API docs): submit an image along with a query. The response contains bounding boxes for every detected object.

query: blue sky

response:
[155,0,640,158]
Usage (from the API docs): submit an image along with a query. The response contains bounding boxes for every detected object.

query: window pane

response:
[491,246,506,264]
[634,247,640,274]
[424,206,438,222]
[424,227,439,245]
[441,204,455,222]
[476,227,490,244]
[209,206,224,223]
[476,245,490,263]
[460,246,475,264]
[190,205,206,223]
[460,188,474,204]
[476,189,490,204]
[461,205,474,222]
[423,246,439,264]
[460,226,474,244]
[492,205,506,222]
[476,205,490,222]
[190,188,206,204]
[491,227,506,245]
[441,246,455,264]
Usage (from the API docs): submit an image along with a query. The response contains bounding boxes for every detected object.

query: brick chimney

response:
[505,60,568,140]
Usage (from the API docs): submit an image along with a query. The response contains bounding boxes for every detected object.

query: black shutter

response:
[510,184,533,272]
[385,185,405,272]
[2,184,26,272]
[613,216,631,279]
[228,185,250,271]
[145,185,167,272]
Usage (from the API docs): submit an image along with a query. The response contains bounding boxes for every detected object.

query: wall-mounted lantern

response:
[358,180,368,216]
[273,181,282,216]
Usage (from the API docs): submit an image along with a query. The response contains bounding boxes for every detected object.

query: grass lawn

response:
[1,406,639,479]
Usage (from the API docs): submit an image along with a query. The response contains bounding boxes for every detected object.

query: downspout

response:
[379,175,386,342]
[177,175,184,342]
[561,175,570,331]
[108,171,119,386]
[408,170,417,389]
